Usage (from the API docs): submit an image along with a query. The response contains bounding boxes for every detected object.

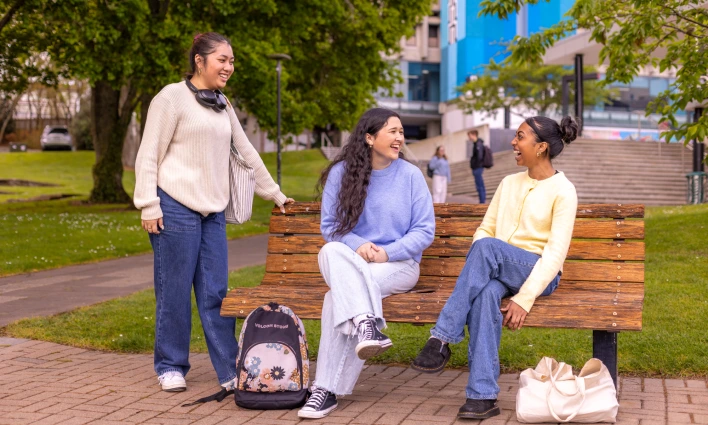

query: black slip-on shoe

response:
[457,399,500,420]
[410,337,451,373]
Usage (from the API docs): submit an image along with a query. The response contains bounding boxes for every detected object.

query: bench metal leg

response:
[593,330,618,390]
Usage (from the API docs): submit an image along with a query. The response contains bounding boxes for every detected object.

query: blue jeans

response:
[472,167,486,204]
[149,187,238,385]
[431,238,559,400]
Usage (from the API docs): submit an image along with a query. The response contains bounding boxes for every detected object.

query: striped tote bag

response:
[225,137,256,224]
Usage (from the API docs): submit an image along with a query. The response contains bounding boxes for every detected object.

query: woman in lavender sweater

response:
[298,108,435,419]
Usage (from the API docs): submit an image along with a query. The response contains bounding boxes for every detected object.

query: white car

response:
[40,125,73,151]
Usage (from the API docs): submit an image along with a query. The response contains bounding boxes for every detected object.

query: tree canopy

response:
[1,0,435,202]
[479,0,707,143]
[454,60,615,119]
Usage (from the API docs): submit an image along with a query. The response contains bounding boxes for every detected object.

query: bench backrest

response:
[258,202,644,331]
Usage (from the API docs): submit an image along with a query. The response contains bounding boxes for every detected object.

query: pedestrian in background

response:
[429,145,452,203]
[468,130,486,204]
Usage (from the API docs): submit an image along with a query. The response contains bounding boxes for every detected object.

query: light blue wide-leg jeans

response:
[314,242,420,396]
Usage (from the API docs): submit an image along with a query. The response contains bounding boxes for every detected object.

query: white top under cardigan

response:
[134,81,286,220]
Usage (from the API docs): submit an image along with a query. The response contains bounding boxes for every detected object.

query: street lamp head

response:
[267,53,292,61]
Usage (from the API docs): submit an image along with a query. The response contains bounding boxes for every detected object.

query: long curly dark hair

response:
[317,108,402,238]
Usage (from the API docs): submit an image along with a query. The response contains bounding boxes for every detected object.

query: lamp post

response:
[267,53,291,187]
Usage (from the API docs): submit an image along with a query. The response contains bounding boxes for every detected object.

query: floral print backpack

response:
[234,302,309,409]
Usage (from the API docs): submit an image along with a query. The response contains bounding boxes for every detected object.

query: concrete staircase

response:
[436,139,693,206]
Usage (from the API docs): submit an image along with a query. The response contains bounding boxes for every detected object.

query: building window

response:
[429,25,439,47]
[604,75,673,112]
[403,125,428,141]
[408,62,440,102]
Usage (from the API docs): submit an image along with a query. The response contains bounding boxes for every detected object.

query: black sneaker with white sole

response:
[297,387,338,419]
[355,318,392,360]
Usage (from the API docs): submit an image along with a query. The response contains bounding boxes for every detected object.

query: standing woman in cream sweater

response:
[411,116,579,420]
[134,32,292,393]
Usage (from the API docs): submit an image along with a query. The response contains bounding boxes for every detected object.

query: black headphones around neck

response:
[185,78,227,112]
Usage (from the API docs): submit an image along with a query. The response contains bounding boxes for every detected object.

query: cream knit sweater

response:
[134,81,286,220]
[474,171,578,312]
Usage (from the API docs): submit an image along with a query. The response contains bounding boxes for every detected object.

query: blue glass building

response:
[440,0,574,101]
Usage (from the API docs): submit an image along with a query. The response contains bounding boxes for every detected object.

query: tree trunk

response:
[139,92,154,139]
[0,93,22,142]
[26,91,33,129]
[89,80,133,204]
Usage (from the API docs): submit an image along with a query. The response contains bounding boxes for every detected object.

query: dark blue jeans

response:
[149,187,238,385]
[431,238,559,400]
[472,167,486,204]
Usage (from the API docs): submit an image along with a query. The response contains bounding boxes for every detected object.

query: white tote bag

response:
[224,138,256,224]
[516,357,618,423]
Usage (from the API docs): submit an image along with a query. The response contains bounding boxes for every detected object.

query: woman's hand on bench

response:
[278,197,296,214]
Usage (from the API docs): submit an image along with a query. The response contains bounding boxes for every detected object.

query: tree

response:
[454,60,615,119]
[0,1,58,121]
[12,0,433,204]
[479,0,707,143]
[208,0,435,133]
[31,0,199,203]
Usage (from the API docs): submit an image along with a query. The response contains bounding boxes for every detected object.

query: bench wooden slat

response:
[221,285,643,331]
[268,236,645,261]
[265,254,644,282]
[258,273,643,294]
[272,203,645,219]
[420,258,644,282]
[261,273,456,293]
[436,218,644,239]
[270,216,645,239]
[223,283,644,307]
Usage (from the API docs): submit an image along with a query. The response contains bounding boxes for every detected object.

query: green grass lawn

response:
[4,204,707,377]
[0,150,328,276]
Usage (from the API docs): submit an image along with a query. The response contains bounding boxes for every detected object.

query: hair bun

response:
[559,116,579,144]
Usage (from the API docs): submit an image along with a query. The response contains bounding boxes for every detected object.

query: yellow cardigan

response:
[474,171,578,312]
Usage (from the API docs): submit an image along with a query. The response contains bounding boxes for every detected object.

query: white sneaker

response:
[158,371,186,392]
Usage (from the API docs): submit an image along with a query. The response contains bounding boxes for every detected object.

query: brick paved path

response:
[1,338,706,425]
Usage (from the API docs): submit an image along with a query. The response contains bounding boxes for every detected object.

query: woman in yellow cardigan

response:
[411,116,579,420]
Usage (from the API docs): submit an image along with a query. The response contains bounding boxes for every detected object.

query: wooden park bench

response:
[222,202,645,387]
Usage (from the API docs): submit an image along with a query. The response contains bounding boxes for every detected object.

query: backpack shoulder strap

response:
[181,388,234,407]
